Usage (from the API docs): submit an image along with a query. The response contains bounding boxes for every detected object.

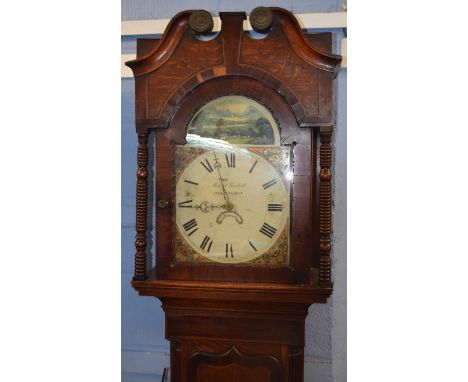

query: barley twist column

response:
[134,133,149,280]
[319,129,333,288]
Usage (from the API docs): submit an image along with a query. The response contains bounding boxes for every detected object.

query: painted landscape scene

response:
[187,96,278,145]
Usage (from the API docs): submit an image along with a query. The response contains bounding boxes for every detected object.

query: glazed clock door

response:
[155,76,317,284]
[173,96,291,268]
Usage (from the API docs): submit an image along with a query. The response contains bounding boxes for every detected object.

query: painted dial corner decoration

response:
[174,96,290,265]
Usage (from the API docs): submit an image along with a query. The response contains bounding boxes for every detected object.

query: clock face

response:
[175,146,290,264]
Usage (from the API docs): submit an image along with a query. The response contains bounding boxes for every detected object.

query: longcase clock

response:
[126,7,341,382]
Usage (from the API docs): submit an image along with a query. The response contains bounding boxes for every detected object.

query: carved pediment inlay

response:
[125,8,341,128]
[126,9,341,78]
[126,11,192,77]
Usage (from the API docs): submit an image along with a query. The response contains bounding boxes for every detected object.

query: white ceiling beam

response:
[121,12,346,36]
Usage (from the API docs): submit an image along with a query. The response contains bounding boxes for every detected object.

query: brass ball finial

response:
[249,6,273,32]
[189,10,214,34]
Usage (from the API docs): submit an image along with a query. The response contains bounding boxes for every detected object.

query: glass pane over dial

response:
[175,145,290,264]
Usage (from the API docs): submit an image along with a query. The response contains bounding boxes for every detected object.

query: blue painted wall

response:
[122,2,346,381]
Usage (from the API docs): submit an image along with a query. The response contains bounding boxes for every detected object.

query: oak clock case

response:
[126,7,341,382]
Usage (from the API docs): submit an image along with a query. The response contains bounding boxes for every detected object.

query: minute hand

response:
[213,152,233,211]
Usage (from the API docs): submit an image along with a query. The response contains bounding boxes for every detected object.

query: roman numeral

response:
[248,240,257,252]
[268,203,283,212]
[184,180,198,186]
[259,222,277,238]
[178,200,192,208]
[249,160,258,174]
[225,153,235,168]
[200,159,214,173]
[200,235,213,252]
[182,218,198,236]
[262,179,277,189]
[225,243,234,258]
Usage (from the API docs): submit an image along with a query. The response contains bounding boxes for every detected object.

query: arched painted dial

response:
[175,147,290,263]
